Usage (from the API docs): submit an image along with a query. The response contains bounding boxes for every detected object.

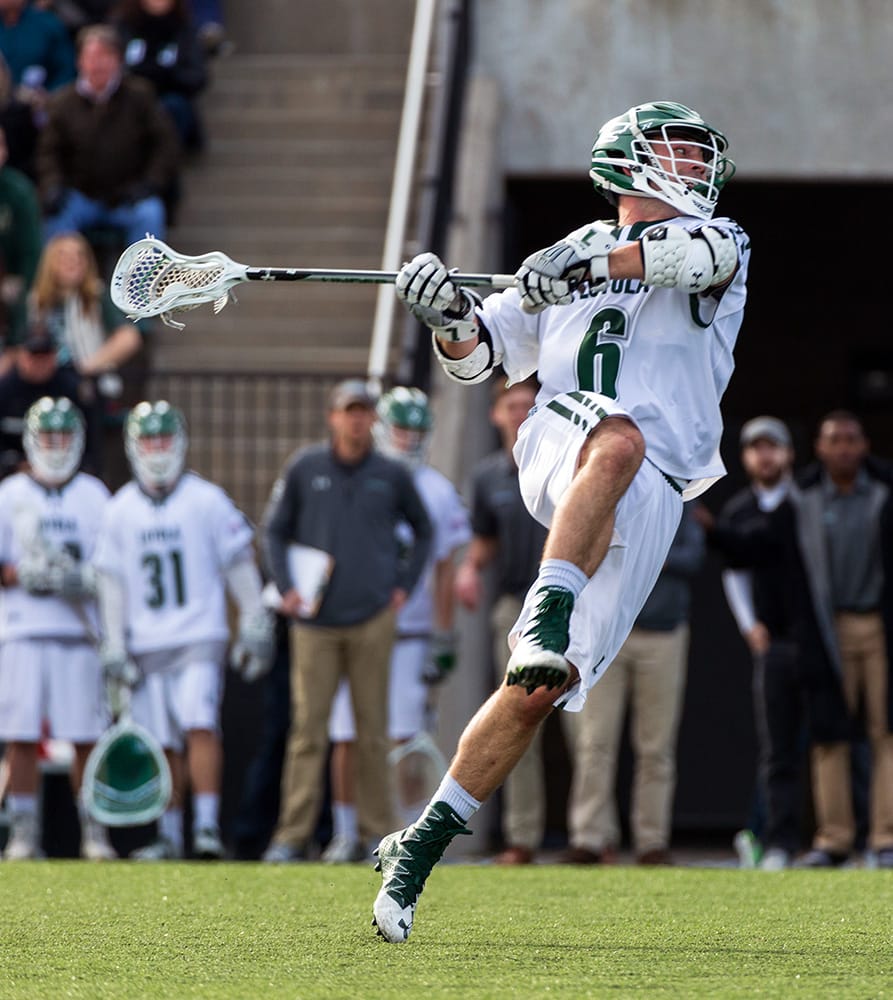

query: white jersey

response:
[481,216,750,497]
[0,471,108,640]
[395,465,471,636]
[92,472,254,655]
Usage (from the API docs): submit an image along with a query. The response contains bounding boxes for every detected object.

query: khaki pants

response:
[811,612,893,853]
[568,624,689,855]
[492,594,576,851]
[272,606,397,848]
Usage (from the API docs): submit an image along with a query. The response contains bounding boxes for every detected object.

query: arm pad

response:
[641,223,738,292]
[431,327,498,385]
[224,552,265,615]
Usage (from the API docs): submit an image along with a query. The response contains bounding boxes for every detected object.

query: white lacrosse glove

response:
[49,561,97,601]
[395,252,481,343]
[17,554,57,595]
[514,225,617,312]
[422,629,458,686]
[230,606,276,682]
[99,643,142,718]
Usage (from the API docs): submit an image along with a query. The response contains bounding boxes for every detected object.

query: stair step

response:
[200,136,397,168]
[177,193,388,229]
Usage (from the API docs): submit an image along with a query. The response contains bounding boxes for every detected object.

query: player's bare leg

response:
[187,728,225,858]
[373,673,576,942]
[2,741,42,860]
[507,417,644,692]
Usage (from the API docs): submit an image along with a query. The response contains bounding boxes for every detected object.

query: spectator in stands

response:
[186,0,226,57]
[112,0,208,153]
[0,52,40,179]
[37,23,180,246]
[454,377,555,865]
[30,231,143,397]
[0,0,76,108]
[260,379,433,863]
[0,122,42,369]
[0,319,101,475]
[0,395,115,861]
[562,503,704,866]
[33,1,116,34]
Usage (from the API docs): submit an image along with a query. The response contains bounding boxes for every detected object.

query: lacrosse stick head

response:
[111,237,248,328]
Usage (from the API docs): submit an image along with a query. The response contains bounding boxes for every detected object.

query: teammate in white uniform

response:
[93,401,274,860]
[373,101,751,942]
[0,397,115,860]
[325,388,471,861]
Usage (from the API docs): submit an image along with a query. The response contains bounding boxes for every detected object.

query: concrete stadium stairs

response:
[152,5,416,375]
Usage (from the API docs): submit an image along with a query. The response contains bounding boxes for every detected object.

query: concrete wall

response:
[472,0,893,179]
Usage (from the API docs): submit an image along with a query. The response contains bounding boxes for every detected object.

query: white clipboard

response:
[287,544,334,619]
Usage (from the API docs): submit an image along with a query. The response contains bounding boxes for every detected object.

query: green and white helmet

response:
[23,396,85,486]
[81,719,172,827]
[589,101,735,220]
[125,400,188,494]
[374,386,433,467]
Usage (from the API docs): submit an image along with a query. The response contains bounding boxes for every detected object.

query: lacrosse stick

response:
[111,237,518,329]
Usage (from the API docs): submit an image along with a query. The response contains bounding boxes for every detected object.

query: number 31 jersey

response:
[93,472,255,655]
[480,216,751,494]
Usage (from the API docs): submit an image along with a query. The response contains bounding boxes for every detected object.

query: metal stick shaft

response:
[244,267,515,289]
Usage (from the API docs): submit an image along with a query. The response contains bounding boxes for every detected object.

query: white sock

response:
[431,773,480,823]
[536,558,589,598]
[7,794,37,817]
[160,808,183,852]
[332,802,358,841]
[192,793,219,832]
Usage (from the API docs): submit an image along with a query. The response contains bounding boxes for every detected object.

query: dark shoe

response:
[637,848,673,866]
[493,845,534,865]
[372,801,471,943]
[875,848,893,869]
[560,845,609,865]
[796,848,849,868]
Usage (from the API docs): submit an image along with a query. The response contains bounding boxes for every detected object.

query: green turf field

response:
[1,861,891,999]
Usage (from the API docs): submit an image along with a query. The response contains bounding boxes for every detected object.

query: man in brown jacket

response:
[37,24,179,247]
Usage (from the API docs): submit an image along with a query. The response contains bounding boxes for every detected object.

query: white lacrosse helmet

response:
[23,396,85,487]
[373,387,433,468]
[589,101,735,220]
[125,400,188,495]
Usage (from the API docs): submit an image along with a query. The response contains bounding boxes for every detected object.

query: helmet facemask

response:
[125,401,188,496]
[590,102,735,220]
[373,387,433,469]
[23,397,85,487]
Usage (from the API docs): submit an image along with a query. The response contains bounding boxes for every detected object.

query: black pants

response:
[753,641,807,854]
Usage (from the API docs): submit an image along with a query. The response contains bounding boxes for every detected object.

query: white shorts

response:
[510,390,684,712]
[0,638,107,742]
[328,637,429,742]
[130,658,223,751]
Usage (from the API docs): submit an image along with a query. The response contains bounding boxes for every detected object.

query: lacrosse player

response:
[324,387,471,861]
[0,396,115,860]
[373,100,751,941]
[92,400,274,860]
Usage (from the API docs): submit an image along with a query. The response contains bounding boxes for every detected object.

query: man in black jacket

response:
[260,379,432,863]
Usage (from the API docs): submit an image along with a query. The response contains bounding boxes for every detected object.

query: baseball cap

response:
[22,325,56,355]
[329,378,377,410]
[739,416,791,449]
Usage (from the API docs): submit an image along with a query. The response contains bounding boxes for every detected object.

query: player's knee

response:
[500,682,556,728]
[584,417,644,476]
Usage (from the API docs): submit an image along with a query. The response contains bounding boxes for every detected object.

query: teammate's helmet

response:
[125,400,188,494]
[81,719,172,827]
[589,101,735,220]
[374,387,433,467]
[23,396,85,486]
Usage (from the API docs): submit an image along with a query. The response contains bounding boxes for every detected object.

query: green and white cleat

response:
[506,586,574,694]
[372,802,470,943]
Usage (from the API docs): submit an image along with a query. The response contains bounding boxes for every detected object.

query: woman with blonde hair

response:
[30,232,143,389]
